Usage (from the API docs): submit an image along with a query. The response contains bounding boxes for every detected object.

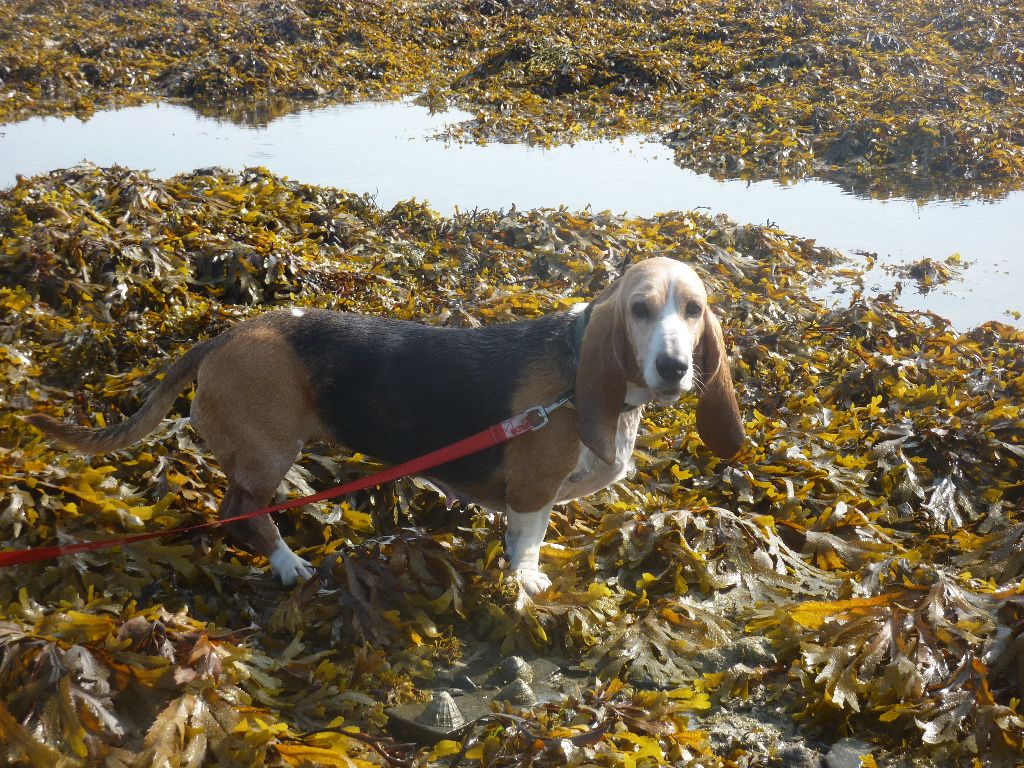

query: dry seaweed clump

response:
[2,164,1024,766]
[441,0,1024,200]
[2,0,1023,199]
[0,0,463,124]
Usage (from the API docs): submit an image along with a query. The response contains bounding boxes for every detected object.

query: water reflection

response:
[0,100,1018,327]
[189,98,307,128]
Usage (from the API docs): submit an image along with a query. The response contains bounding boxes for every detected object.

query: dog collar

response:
[568,304,591,368]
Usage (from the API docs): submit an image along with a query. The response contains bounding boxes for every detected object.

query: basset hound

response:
[28,256,745,595]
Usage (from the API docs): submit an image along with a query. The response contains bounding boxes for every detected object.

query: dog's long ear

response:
[695,309,745,459]
[575,283,630,465]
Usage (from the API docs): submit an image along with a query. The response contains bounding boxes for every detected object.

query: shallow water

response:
[1,101,1019,328]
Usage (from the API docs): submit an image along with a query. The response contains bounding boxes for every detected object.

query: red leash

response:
[1,395,573,568]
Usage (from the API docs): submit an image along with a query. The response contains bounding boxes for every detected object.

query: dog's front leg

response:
[504,506,553,596]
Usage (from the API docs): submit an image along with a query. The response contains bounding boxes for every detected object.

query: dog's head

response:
[575,256,745,464]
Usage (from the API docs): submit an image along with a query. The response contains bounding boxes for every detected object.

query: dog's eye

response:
[631,302,651,320]
[685,301,703,318]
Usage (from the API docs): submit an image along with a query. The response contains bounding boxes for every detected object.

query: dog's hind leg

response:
[217,480,314,586]
[188,318,322,585]
[201,428,317,585]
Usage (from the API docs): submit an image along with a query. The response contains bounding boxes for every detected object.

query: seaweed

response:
[1,164,1022,765]
[2,0,1023,199]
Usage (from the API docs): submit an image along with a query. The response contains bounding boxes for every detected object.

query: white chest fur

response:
[556,406,642,502]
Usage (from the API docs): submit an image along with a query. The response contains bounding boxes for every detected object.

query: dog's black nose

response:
[656,354,688,382]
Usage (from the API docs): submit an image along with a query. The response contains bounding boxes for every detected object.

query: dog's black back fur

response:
[281,310,578,489]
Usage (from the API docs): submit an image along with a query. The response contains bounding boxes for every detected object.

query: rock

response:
[777,742,823,768]
[826,738,874,768]
[693,636,776,674]
[706,713,785,756]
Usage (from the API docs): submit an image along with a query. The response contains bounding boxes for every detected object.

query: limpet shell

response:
[497,655,534,683]
[416,691,466,730]
[495,677,538,707]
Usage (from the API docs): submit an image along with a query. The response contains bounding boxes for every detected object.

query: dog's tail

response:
[26,336,224,455]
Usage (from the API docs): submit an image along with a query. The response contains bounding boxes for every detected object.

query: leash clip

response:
[500,391,574,439]
[523,405,550,432]
[524,390,575,432]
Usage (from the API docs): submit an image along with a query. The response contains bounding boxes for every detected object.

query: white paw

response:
[268,543,315,586]
[514,568,552,596]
